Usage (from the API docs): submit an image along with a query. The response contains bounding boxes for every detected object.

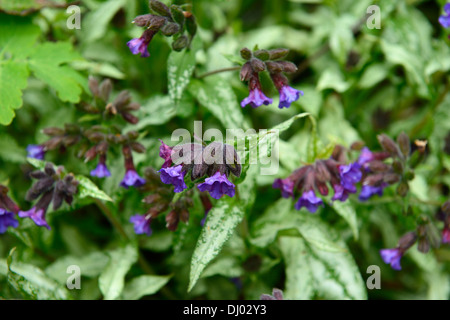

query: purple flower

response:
[442,226,450,244]
[130,214,152,236]
[260,288,284,300]
[359,184,385,201]
[26,144,45,160]
[339,162,362,193]
[159,140,173,169]
[332,183,350,202]
[197,171,235,200]
[380,248,403,270]
[241,88,273,108]
[18,207,50,230]
[278,85,303,109]
[439,3,450,28]
[159,165,187,193]
[120,169,146,189]
[295,189,324,213]
[357,147,375,166]
[0,208,19,234]
[90,161,111,178]
[273,178,294,198]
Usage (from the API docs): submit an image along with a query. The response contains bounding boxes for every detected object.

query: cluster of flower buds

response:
[27,77,146,189]
[158,140,241,200]
[130,167,193,235]
[19,164,78,229]
[239,47,303,109]
[358,133,423,201]
[127,0,197,57]
[0,185,20,234]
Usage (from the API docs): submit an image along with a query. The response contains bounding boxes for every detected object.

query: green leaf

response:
[28,42,85,103]
[329,200,359,240]
[26,157,49,171]
[188,165,257,292]
[0,61,29,125]
[99,244,138,300]
[167,36,200,105]
[0,134,26,163]
[317,68,350,93]
[2,248,71,300]
[122,275,171,300]
[329,15,356,65]
[45,251,109,284]
[82,0,126,43]
[189,76,246,129]
[358,63,389,89]
[76,175,113,202]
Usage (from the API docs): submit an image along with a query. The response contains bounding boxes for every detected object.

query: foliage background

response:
[0,0,449,300]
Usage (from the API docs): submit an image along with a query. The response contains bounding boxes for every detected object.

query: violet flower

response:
[197,171,235,200]
[278,85,303,109]
[120,169,146,189]
[18,207,50,230]
[159,165,187,193]
[359,184,386,201]
[130,214,152,236]
[439,3,450,28]
[0,208,19,234]
[273,178,294,198]
[295,189,324,213]
[26,144,45,160]
[379,248,404,271]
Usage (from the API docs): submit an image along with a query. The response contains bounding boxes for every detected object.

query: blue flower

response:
[197,171,235,200]
[159,165,187,193]
[359,184,385,201]
[241,88,273,108]
[332,183,350,202]
[439,3,450,28]
[339,162,362,193]
[273,178,294,198]
[295,189,324,213]
[26,144,45,160]
[130,214,152,236]
[159,139,173,169]
[120,169,146,189]
[18,207,50,230]
[357,147,375,166]
[380,248,403,271]
[278,85,303,109]
[0,208,19,234]
[90,161,111,178]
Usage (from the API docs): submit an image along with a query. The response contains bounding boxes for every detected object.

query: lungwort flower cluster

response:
[0,185,20,234]
[127,0,197,57]
[158,141,241,200]
[239,47,303,109]
[27,77,146,190]
[19,163,78,230]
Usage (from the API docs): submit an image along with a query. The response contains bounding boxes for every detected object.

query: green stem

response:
[196,66,241,79]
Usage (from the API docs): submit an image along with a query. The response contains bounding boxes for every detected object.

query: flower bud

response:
[166,210,179,231]
[170,5,185,26]
[186,14,197,37]
[132,14,153,27]
[130,142,145,153]
[268,48,289,60]
[240,48,252,60]
[179,209,189,224]
[265,61,283,73]
[404,169,415,181]
[377,134,402,158]
[250,58,266,72]
[240,62,253,81]
[350,141,365,151]
[160,22,181,36]
[171,35,189,51]
[99,79,113,102]
[113,91,131,109]
[396,181,409,197]
[62,135,80,147]
[124,102,140,111]
[392,160,403,174]
[368,160,390,173]
[383,173,400,184]
[149,0,171,17]
[42,127,64,136]
[397,132,410,158]
[253,49,270,61]
[86,132,105,143]
[122,112,139,124]
[276,61,298,73]
[418,238,430,253]
[398,231,417,250]
[88,76,99,96]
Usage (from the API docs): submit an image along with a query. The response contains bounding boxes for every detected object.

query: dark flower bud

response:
[29,170,47,180]
[265,61,283,73]
[160,22,181,36]
[377,134,402,158]
[350,141,365,151]
[99,79,113,102]
[62,135,80,147]
[149,0,171,17]
[240,47,252,60]
[96,141,108,154]
[130,142,145,153]
[170,5,185,26]
[250,58,266,72]
[368,160,390,173]
[268,48,289,60]
[42,136,63,150]
[383,173,400,184]
[122,112,139,124]
[166,210,179,231]
[253,50,270,61]
[143,194,162,204]
[396,181,409,197]
[172,35,189,51]
[314,161,330,182]
[442,201,450,215]
[42,127,64,136]
[418,238,430,253]
[52,181,65,210]
[88,76,99,97]
[180,209,189,224]
[132,14,153,27]
[26,177,54,201]
[224,145,241,178]
[398,231,417,250]
[404,169,415,181]
[392,160,403,174]
[192,163,208,180]
[316,181,329,196]
[86,132,105,143]
[113,91,131,109]
[240,62,253,81]
[124,102,140,112]
[185,14,197,37]
[126,131,139,140]
[44,163,55,176]
[397,132,410,158]
[84,146,97,161]
[276,60,298,73]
